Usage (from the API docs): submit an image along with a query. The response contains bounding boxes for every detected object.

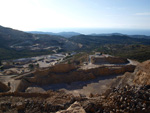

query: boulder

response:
[56,101,86,113]
[0,82,10,92]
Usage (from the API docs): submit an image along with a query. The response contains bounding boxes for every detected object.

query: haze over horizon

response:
[0,0,150,34]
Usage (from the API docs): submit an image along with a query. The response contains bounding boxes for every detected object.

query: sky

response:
[0,0,150,32]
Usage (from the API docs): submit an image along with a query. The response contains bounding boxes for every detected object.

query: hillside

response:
[0,25,81,60]
[69,35,150,61]
[69,35,150,49]
[97,44,150,62]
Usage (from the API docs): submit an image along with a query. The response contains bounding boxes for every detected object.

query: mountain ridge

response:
[27,31,81,38]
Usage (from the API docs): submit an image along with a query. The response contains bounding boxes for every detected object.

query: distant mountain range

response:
[90,33,150,39]
[27,31,81,38]
[28,31,150,39]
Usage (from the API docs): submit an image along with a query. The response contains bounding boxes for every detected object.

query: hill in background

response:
[1,25,150,62]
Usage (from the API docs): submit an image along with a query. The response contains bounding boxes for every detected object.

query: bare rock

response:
[25,87,46,93]
[56,101,86,113]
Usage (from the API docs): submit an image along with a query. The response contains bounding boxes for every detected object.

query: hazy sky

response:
[0,0,150,31]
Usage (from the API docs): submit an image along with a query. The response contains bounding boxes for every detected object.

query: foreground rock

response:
[0,90,76,113]
[0,61,149,112]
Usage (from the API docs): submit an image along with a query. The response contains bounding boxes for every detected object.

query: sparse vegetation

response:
[97,44,150,62]
[28,64,34,70]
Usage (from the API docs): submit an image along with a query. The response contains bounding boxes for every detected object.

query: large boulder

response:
[0,81,10,92]
[56,101,86,113]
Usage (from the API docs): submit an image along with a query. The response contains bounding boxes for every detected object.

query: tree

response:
[0,60,2,66]
[35,63,39,68]
[28,64,34,70]
[0,66,4,71]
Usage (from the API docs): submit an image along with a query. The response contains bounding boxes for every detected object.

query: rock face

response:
[0,81,10,92]
[16,79,32,92]
[3,70,18,75]
[110,60,150,88]
[133,60,150,85]
[91,56,129,64]
[16,64,135,92]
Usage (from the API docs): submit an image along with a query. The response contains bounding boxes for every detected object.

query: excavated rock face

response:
[133,60,150,85]
[12,59,136,92]
[3,70,18,75]
[91,56,129,64]
[16,63,135,92]
[110,60,150,88]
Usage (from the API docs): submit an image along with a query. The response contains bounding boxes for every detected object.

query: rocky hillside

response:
[0,84,150,112]
[110,60,150,88]
[0,61,150,112]
[69,35,150,51]
[0,25,81,60]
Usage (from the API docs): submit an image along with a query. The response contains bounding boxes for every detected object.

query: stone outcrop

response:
[3,70,18,75]
[0,81,10,92]
[110,60,150,88]
[133,60,150,85]
[91,56,129,64]
[25,87,46,93]
[16,79,32,92]
[56,101,86,113]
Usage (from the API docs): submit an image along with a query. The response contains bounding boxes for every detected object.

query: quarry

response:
[0,52,150,113]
